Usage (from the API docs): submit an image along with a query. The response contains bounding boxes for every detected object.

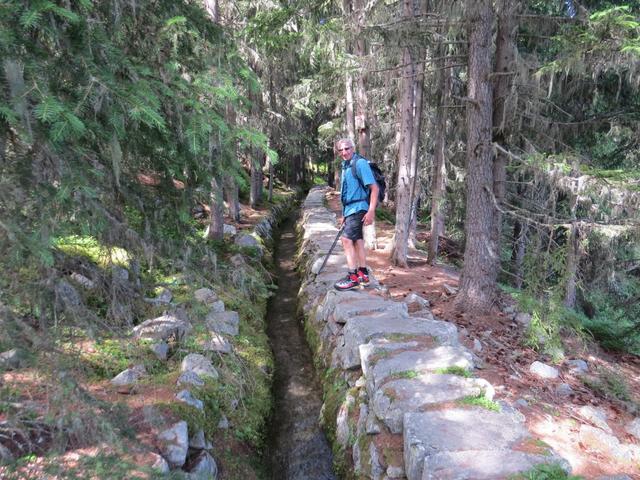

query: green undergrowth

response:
[509,463,584,480]
[435,366,473,377]
[458,394,501,411]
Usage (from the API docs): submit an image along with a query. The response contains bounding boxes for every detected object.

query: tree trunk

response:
[224,175,240,222]
[564,222,580,308]
[428,40,450,264]
[353,0,370,157]
[391,0,423,267]
[249,151,263,208]
[490,0,518,283]
[207,175,224,240]
[455,1,496,312]
[267,155,274,202]
[343,0,355,143]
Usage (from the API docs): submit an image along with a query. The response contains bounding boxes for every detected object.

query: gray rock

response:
[55,280,82,307]
[189,429,212,449]
[70,272,95,289]
[369,441,384,480]
[177,371,205,387]
[150,342,169,361]
[473,338,483,352]
[186,450,218,478]
[111,266,129,281]
[150,453,170,474]
[514,312,532,327]
[333,297,408,325]
[579,424,636,462]
[362,345,475,393]
[625,417,640,440]
[176,389,204,410]
[234,234,260,249]
[133,313,192,341]
[555,383,574,397]
[223,224,237,235]
[206,310,240,336]
[202,332,232,354]
[422,450,569,480]
[217,415,230,429]
[194,288,218,305]
[0,443,14,462]
[209,300,225,313]
[110,364,146,386]
[367,409,382,434]
[0,348,26,370]
[339,313,459,369]
[565,359,588,374]
[157,421,189,467]
[442,284,458,295]
[404,293,430,308]
[596,476,633,480]
[529,361,559,379]
[181,353,218,380]
[387,465,405,478]
[578,405,612,433]
[404,409,564,480]
[373,374,494,434]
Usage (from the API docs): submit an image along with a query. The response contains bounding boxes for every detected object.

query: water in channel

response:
[266,215,336,480]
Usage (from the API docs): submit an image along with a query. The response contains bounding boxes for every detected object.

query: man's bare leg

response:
[341,237,357,270]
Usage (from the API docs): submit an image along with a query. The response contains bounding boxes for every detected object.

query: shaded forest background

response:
[1,0,639,476]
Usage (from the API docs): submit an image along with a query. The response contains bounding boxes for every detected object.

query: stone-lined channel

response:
[266,215,336,480]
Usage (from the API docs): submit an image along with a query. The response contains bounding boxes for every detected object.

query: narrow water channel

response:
[266,215,336,480]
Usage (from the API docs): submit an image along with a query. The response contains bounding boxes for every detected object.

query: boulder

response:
[206,310,240,336]
[194,288,218,305]
[176,389,204,410]
[177,371,205,387]
[0,348,27,370]
[110,364,146,386]
[529,361,559,379]
[234,234,260,249]
[157,421,189,467]
[150,342,169,361]
[181,353,218,380]
[133,313,192,341]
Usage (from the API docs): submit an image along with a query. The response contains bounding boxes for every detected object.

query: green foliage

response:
[457,394,501,412]
[435,366,472,377]
[509,463,583,480]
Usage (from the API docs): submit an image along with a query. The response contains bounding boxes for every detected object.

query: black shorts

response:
[342,211,366,241]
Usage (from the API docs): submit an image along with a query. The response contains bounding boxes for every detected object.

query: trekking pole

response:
[317,223,345,275]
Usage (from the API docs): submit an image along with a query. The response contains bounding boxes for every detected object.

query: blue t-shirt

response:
[340,153,376,217]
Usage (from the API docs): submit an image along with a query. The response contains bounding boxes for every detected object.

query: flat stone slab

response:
[421,450,567,480]
[404,409,565,480]
[333,297,407,324]
[363,346,475,392]
[338,314,459,369]
[372,374,494,433]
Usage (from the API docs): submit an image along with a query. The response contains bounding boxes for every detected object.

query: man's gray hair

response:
[335,138,355,149]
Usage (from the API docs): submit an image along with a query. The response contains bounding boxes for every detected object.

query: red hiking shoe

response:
[357,268,370,287]
[334,272,360,291]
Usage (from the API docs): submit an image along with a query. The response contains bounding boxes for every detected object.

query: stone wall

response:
[296,187,570,480]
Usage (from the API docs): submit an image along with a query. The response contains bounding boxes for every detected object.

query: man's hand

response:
[362,209,375,226]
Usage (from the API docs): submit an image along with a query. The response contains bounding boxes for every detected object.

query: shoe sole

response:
[334,284,359,291]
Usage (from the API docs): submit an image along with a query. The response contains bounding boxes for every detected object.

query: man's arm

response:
[362,183,379,226]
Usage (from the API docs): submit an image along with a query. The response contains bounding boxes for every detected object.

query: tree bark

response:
[391,0,424,267]
[428,41,451,264]
[224,175,240,222]
[250,151,263,208]
[455,1,496,312]
[207,175,224,240]
[353,0,370,158]
[490,0,518,282]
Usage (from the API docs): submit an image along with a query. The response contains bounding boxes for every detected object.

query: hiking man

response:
[334,138,379,291]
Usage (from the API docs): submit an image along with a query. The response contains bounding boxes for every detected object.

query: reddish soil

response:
[327,190,640,479]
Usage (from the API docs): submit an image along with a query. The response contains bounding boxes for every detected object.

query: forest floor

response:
[327,190,640,479]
